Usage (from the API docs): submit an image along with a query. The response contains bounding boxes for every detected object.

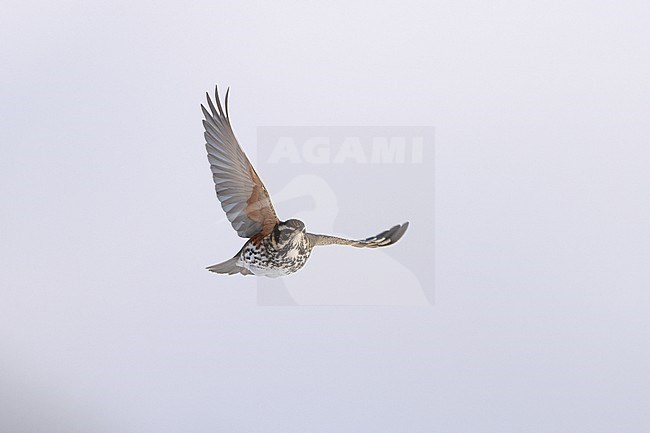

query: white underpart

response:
[285,248,300,260]
[241,261,289,278]
[235,257,290,278]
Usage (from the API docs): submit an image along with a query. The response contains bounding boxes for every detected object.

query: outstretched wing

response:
[307,222,409,248]
[202,86,279,238]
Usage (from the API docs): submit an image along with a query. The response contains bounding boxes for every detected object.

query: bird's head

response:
[272,219,306,248]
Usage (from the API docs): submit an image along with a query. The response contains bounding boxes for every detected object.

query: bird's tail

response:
[206,256,252,276]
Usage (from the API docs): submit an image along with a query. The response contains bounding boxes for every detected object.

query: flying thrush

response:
[202,87,409,277]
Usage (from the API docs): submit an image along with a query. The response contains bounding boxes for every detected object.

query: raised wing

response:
[202,86,279,238]
[307,222,409,248]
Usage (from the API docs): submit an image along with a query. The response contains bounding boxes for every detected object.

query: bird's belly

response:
[237,243,311,278]
[245,264,293,278]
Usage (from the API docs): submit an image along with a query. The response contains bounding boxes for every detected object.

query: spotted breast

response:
[237,224,313,277]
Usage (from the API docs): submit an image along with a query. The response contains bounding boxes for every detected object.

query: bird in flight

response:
[201,86,409,277]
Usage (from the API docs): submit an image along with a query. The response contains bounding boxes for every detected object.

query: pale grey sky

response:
[1,1,649,432]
